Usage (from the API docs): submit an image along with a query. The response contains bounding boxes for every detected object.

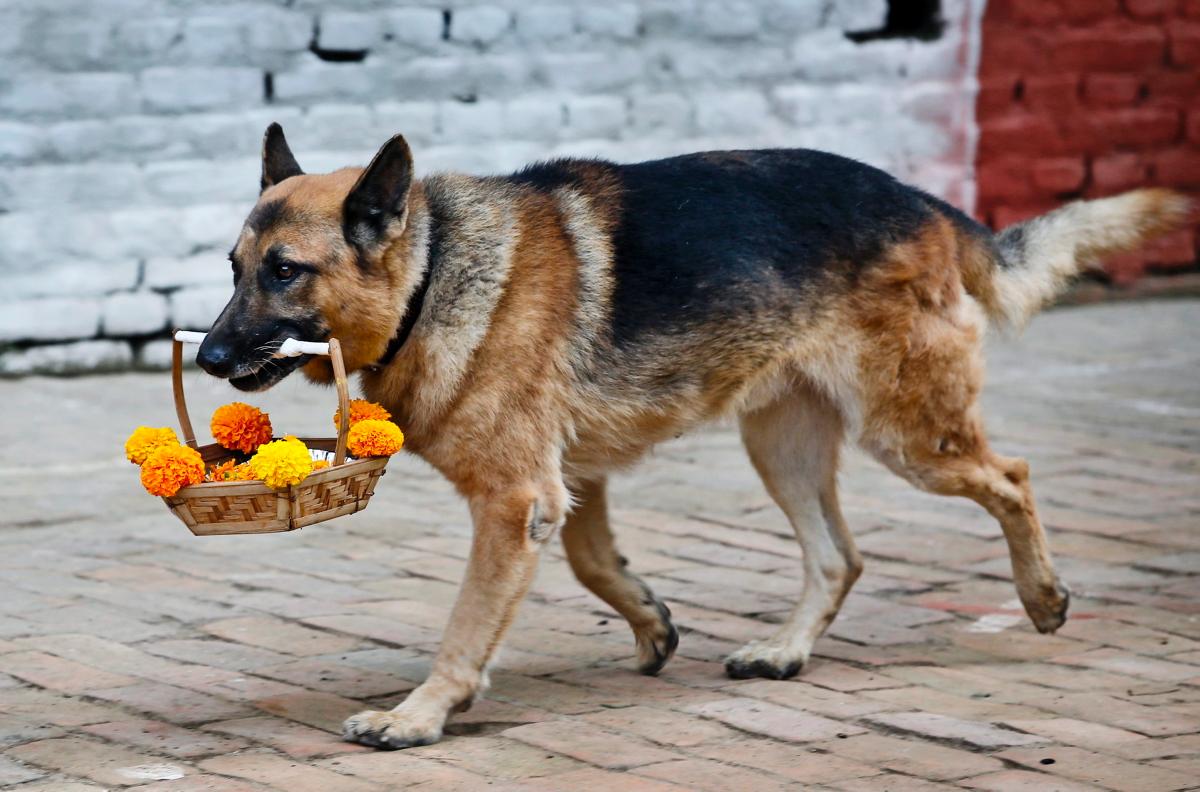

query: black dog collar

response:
[366,260,433,373]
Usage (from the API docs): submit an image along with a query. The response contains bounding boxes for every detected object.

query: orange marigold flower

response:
[125,426,179,464]
[347,419,404,457]
[228,462,257,481]
[140,444,205,497]
[334,399,392,429]
[206,459,237,481]
[249,437,314,489]
[211,402,272,453]
[312,459,330,471]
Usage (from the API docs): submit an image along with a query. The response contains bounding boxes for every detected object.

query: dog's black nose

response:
[196,338,235,377]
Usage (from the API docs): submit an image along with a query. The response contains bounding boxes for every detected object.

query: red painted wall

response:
[976,0,1200,284]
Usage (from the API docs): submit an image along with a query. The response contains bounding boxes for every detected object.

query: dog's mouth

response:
[228,353,312,392]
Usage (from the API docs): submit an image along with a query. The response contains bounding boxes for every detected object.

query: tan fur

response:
[225,138,1186,749]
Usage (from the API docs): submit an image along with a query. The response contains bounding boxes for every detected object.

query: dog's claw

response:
[635,597,679,676]
[1029,580,1070,634]
[342,709,443,750]
[724,641,805,680]
[725,657,803,680]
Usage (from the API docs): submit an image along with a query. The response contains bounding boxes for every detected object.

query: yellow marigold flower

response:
[140,444,205,497]
[125,426,179,465]
[211,402,273,454]
[334,399,392,429]
[249,437,314,489]
[312,459,330,471]
[347,419,404,457]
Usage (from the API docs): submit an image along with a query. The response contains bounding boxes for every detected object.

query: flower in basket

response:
[125,426,180,465]
[347,419,404,457]
[211,402,272,454]
[249,436,314,489]
[333,399,391,428]
[206,459,236,482]
[207,459,256,482]
[228,462,258,481]
[140,444,205,497]
[312,459,330,472]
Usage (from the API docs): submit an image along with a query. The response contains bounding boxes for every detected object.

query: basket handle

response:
[172,331,352,466]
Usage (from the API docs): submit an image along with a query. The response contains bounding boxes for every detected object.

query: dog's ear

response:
[343,134,414,251]
[261,123,303,192]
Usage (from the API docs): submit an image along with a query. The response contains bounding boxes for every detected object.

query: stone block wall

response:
[976,0,1200,284]
[0,0,983,374]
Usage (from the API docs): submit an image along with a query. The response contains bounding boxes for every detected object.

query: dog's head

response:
[197,124,418,391]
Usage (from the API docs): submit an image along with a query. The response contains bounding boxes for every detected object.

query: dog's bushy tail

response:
[964,188,1193,330]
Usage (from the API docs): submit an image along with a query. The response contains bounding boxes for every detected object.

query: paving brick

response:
[203,715,370,759]
[830,774,968,792]
[579,705,738,747]
[200,752,379,792]
[314,752,502,789]
[143,639,292,673]
[819,733,1006,781]
[82,719,248,759]
[689,737,882,784]
[489,674,627,714]
[865,712,1047,749]
[501,720,680,769]
[635,757,796,792]
[526,767,689,791]
[406,735,587,779]
[7,736,195,787]
[960,770,1103,791]
[0,650,137,693]
[1109,734,1200,761]
[996,745,1197,792]
[682,697,862,742]
[998,718,1149,750]
[0,755,44,786]
[6,782,111,792]
[0,688,126,728]
[202,616,361,657]
[861,685,1040,722]
[253,691,364,733]
[1049,647,1200,682]
[1035,692,1200,737]
[89,682,251,725]
[123,775,273,791]
[801,661,905,692]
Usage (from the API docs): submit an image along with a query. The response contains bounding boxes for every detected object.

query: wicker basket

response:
[164,333,388,536]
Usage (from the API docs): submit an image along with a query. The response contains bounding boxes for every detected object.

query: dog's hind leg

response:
[865,431,1069,634]
[726,386,862,680]
[855,285,1069,634]
[561,476,679,675]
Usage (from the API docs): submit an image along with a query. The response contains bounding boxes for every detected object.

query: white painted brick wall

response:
[0,0,984,375]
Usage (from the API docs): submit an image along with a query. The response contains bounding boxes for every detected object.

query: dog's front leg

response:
[342,481,566,750]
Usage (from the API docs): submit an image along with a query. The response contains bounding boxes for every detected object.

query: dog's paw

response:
[724,641,804,680]
[1025,579,1070,634]
[635,597,679,676]
[342,708,443,750]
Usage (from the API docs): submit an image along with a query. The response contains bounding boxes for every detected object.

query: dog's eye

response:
[274,262,296,281]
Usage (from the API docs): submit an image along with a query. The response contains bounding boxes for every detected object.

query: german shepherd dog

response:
[198,124,1190,749]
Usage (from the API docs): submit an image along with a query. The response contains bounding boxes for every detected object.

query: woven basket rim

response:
[171,452,385,499]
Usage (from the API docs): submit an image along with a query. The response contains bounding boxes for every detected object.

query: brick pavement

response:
[0,299,1198,790]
